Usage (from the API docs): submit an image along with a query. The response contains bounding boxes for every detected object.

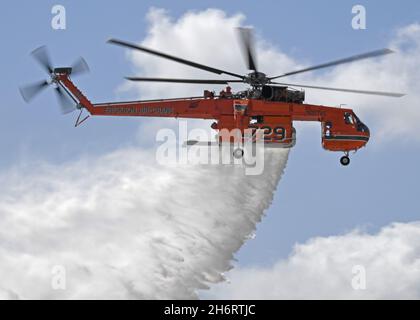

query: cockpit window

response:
[353,113,370,133]
[344,112,354,125]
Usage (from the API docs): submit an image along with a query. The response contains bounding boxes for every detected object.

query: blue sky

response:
[1,0,420,283]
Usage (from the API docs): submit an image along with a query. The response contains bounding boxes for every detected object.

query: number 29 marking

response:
[250,125,286,141]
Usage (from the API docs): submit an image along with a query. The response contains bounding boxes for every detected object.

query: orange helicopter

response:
[20,28,404,166]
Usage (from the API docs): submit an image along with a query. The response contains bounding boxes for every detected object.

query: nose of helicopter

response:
[362,131,370,147]
[358,122,370,145]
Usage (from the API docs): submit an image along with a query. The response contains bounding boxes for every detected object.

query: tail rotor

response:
[19,46,89,114]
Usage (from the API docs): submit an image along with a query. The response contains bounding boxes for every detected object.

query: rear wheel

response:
[340,155,350,166]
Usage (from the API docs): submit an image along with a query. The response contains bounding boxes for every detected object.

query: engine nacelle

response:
[261,85,305,103]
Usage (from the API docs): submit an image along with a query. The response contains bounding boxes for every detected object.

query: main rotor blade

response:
[270,48,394,80]
[19,80,49,102]
[107,38,244,79]
[237,27,258,71]
[54,86,76,114]
[271,82,405,97]
[71,57,90,76]
[125,77,244,84]
[31,46,53,74]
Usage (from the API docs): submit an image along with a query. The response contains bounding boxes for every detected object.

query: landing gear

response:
[233,148,244,159]
[340,154,350,166]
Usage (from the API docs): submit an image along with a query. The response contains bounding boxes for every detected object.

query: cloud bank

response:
[0,147,289,299]
[207,221,420,299]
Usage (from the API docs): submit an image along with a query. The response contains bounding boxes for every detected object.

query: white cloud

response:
[120,9,420,143]
[0,146,289,299]
[206,221,420,299]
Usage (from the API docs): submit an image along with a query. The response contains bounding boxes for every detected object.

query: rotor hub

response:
[244,71,269,86]
[53,67,73,75]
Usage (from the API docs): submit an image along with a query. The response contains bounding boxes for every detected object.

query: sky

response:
[0,0,419,299]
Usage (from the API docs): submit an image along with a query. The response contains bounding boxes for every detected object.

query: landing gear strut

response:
[340,153,350,166]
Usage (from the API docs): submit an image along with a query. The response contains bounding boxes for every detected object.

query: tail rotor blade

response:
[54,86,76,114]
[31,46,53,74]
[237,27,258,72]
[71,57,90,76]
[19,80,49,102]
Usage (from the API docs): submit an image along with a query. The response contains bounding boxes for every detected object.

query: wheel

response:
[233,148,244,159]
[340,156,350,166]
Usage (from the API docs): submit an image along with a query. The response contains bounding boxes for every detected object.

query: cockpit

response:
[322,110,370,155]
[344,112,370,134]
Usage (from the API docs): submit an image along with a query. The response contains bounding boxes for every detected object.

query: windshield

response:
[352,113,370,133]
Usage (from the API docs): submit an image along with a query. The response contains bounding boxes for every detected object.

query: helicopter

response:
[19,28,404,166]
